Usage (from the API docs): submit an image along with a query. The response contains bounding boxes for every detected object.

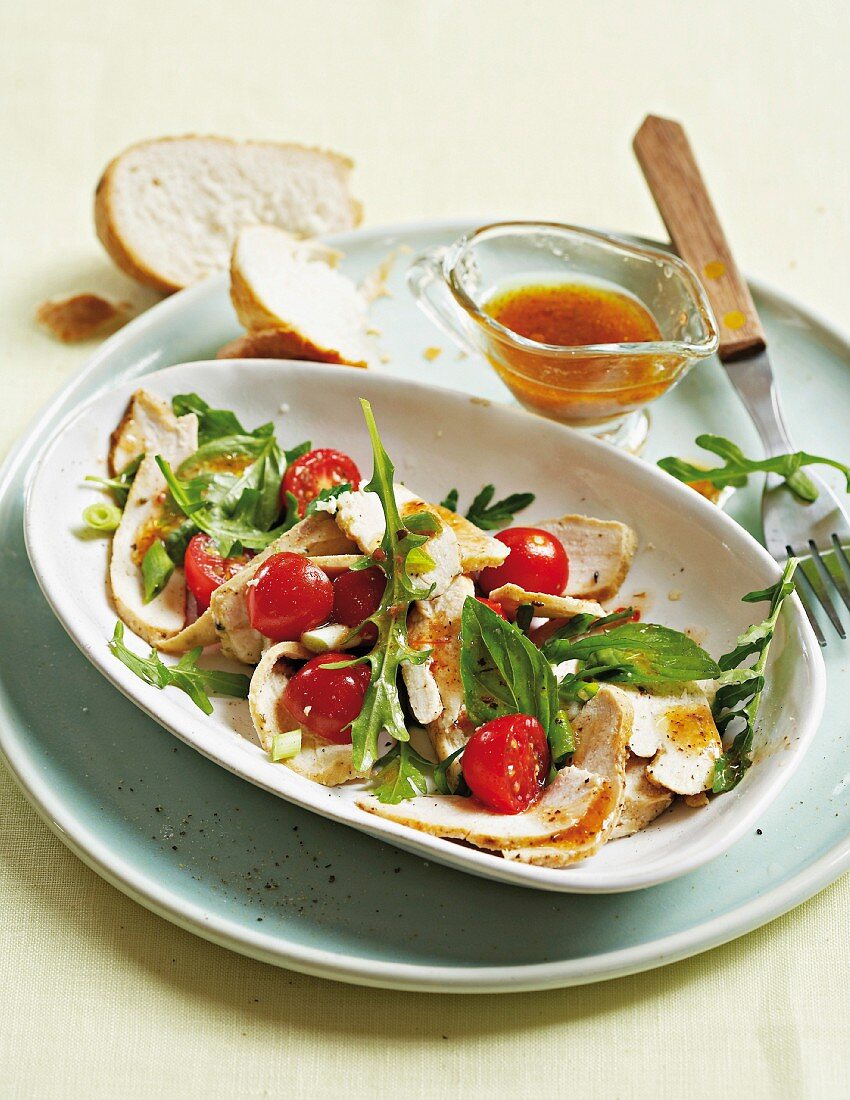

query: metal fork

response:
[634,114,850,645]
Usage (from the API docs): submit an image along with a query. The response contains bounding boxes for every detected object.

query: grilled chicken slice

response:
[432,504,509,571]
[331,488,462,598]
[108,395,199,647]
[108,388,198,476]
[356,765,609,851]
[618,684,722,796]
[610,755,675,839]
[486,583,605,620]
[210,513,356,665]
[249,641,363,786]
[535,514,637,601]
[504,684,633,867]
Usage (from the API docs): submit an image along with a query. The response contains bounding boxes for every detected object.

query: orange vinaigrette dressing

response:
[480,282,673,424]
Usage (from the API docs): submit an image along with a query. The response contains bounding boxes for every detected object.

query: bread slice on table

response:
[229,225,373,367]
[95,136,362,294]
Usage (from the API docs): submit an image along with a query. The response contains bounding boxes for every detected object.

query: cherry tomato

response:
[478,527,569,597]
[282,448,361,516]
[283,652,371,743]
[461,714,551,814]
[333,566,385,644]
[184,533,252,613]
[246,552,333,641]
[475,596,507,620]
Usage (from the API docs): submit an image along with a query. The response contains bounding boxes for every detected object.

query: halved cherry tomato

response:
[461,714,551,814]
[246,552,333,641]
[282,448,361,516]
[283,652,371,743]
[184,533,252,613]
[475,596,507,620]
[478,527,569,597]
[333,566,385,644]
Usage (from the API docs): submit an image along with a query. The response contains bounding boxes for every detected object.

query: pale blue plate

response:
[3,220,849,991]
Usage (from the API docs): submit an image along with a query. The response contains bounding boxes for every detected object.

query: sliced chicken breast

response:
[486,583,605,620]
[610,755,674,839]
[356,765,609,851]
[535,514,638,601]
[108,388,198,476]
[432,504,509,571]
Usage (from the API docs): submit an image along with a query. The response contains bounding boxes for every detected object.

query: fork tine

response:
[787,557,828,648]
[817,539,850,615]
[806,540,850,627]
[789,543,846,639]
[831,534,850,586]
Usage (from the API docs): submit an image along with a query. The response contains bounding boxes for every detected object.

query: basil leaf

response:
[108,622,250,714]
[658,434,850,504]
[540,607,637,652]
[439,484,535,529]
[544,623,720,685]
[141,541,175,603]
[711,559,798,792]
[460,597,561,756]
[171,393,274,444]
[372,742,431,804]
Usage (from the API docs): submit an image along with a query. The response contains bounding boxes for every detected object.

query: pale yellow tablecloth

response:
[2,2,848,1095]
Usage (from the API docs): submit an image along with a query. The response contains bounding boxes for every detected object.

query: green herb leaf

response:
[271,730,302,761]
[460,597,562,758]
[711,559,798,793]
[108,622,250,714]
[304,481,352,517]
[440,488,459,512]
[82,501,122,533]
[543,622,720,686]
[433,746,469,795]
[540,607,637,653]
[141,541,175,603]
[405,545,437,575]
[171,392,273,445]
[345,400,435,771]
[440,484,535,529]
[445,483,536,530]
[372,742,431,803]
[403,511,441,535]
[658,434,850,504]
[85,453,144,507]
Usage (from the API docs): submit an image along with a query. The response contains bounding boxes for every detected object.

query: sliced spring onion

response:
[271,730,302,761]
[141,541,175,603]
[82,501,122,532]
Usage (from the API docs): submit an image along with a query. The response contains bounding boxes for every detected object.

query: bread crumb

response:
[683,792,709,808]
[36,292,132,342]
[278,403,290,414]
[667,589,682,601]
[423,346,442,362]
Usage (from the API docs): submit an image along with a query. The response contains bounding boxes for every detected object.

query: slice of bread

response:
[95,136,362,294]
[229,225,373,367]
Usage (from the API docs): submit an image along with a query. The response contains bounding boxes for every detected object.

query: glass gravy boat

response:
[407,221,718,449]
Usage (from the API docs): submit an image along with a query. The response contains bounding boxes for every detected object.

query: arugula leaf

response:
[141,541,175,603]
[85,453,144,507]
[440,484,535,530]
[711,559,798,793]
[658,434,850,504]
[304,481,353,517]
[371,742,431,803]
[460,597,571,761]
[345,400,435,771]
[108,622,250,715]
[433,746,469,795]
[543,622,720,686]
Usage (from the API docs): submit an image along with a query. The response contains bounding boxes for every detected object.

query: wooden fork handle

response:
[633,114,766,361]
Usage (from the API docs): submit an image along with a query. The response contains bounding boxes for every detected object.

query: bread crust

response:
[94,135,362,295]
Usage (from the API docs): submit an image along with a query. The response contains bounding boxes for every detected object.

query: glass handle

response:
[406,247,482,359]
